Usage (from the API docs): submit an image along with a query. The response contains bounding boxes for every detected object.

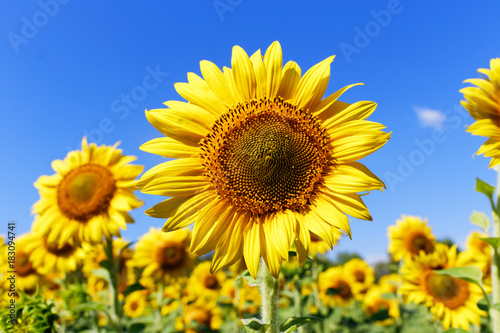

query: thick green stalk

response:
[259,260,279,333]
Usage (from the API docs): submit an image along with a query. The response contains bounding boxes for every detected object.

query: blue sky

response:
[2,1,500,264]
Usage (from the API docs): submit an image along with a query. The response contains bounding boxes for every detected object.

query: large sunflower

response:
[399,244,484,330]
[139,41,390,278]
[461,58,500,167]
[32,137,143,247]
[387,215,435,262]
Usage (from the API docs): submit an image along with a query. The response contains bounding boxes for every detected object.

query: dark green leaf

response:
[98,259,113,271]
[122,282,147,297]
[476,178,495,201]
[434,266,483,286]
[280,316,321,333]
[477,296,491,311]
[469,211,491,232]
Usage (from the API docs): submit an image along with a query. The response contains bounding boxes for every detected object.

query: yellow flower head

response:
[185,261,227,304]
[123,290,148,318]
[400,244,485,330]
[343,258,375,297]
[4,234,40,293]
[363,285,400,326]
[318,266,359,307]
[24,224,84,275]
[32,137,143,247]
[461,58,500,167]
[181,303,223,333]
[132,227,194,284]
[387,215,435,261]
[139,41,390,278]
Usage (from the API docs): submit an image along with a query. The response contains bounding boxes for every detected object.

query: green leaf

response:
[241,317,268,332]
[493,303,500,312]
[469,211,491,232]
[443,329,470,333]
[477,295,491,311]
[91,268,111,284]
[122,282,147,297]
[434,266,483,286]
[98,259,113,271]
[280,316,321,333]
[476,178,495,201]
[235,270,260,287]
[480,237,500,249]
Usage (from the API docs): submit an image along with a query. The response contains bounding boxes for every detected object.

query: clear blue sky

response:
[2,1,500,263]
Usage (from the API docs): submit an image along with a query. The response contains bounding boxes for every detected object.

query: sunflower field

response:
[2,40,500,333]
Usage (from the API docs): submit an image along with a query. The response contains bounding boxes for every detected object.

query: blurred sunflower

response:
[400,244,484,330]
[180,303,223,333]
[318,266,359,307]
[161,284,182,316]
[387,215,435,261]
[24,227,84,274]
[344,258,375,298]
[32,137,143,247]
[132,227,194,285]
[378,273,400,294]
[8,234,41,293]
[123,290,148,318]
[186,261,227,304]
[363,286,400,326]
[460,231,491,280]
[461,58,500,167]
[139,41,390,278]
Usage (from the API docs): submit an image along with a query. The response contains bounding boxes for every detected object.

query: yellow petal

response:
[292,55,335,110]
[244,218,261,279]
[140,175,210,197]
[323,162,385,193]
[137,158,204,188]
[161,191,217,231]
[260,219,282,278]
[146,109,206,146]
[232,45,256,100]
[312,195,352,238]
[250,49,267,99]
[199,60,237,107]
[277,61,301,100]
[174,81,226,117]
[295,214,309,266]
[323,190,372,221]
[264,41,283,98]
[140,137,201,158]
[145,195,194,218]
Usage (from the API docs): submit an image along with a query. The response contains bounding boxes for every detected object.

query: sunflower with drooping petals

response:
[461,58,500,167]
[318,266,360,307]
[139,41,390,278]
[24,225,84,275]
[388,215,435,262]
[400,244,485,330]
[32,137,143,247]
[132,227,194,284]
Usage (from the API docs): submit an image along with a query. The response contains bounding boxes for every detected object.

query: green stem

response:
[105,237,122,333]
[259,259,279,333]
[293,280,304,333]
[156,282,164,333]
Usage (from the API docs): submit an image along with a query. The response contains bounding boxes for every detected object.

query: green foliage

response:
[280,316,321,332]
[332,252,362,266]
[470,210,491,232]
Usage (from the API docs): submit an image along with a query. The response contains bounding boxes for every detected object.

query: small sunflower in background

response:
[131,227,194,285]
[400,244,484,330]
[344,258,375,298]
[32,137,143,247]
[139,41,390,278]
[387,215,435,261]
[179,303,223,333]
[24,222,84,275]
[6,234,41,294]
[318,266,359,307]
[123,290,149,318]
[185,261,227,304]
[363,285,400,326]
[461,58,500,167]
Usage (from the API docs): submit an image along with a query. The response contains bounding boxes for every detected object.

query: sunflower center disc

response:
[57,164,117,222]
[408,233,432,255]
[45,240,76,257]
[158,241,186,269]
[425,272,470,309]
[16,251,35,277]
[201,98,330,214]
